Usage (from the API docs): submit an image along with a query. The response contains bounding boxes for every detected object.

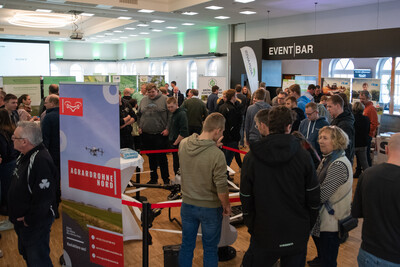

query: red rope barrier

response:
[221,146,247,155]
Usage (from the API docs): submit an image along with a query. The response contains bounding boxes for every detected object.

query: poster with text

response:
[111,75,138,94]
[198,76,226,101]
[282,79,296,90]
[138,75,165,92]
[2,76,41,105]
[322,78,351,101]
[295,75,317,94]
[43,76,76,97]
[60,82,123,266]
[84,75,110,83]
[351,78,381,102]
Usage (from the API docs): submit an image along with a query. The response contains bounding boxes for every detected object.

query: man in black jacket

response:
[327,94,355,164]
[240,106,320,267]
[8,121,57,266]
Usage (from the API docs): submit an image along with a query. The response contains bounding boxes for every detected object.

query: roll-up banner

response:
[240,46,259,93]
[198,76,226,101]
[60,82,123,267]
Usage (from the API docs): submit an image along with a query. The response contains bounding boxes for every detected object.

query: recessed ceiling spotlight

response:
[138,9,154,13]
[240,10,257,15]
[152,29,162,32]
[182,12,198,16]
[129,34,138,37]
[151,20,165,23]
[111,38,119,40]
[113,30,123,33]
[206,6,223,10]
[140,32,149,34]
[120,36,128,39]
[235,0,255,3]
[96,35,105,37]
[125,27,136,30]
[35,9,52,13]
[215,16,230,19]
[118,16,132,20]
[182,23,194,26]
[166,26,177,29]
[137,23,149,27]
[81,13,94,17]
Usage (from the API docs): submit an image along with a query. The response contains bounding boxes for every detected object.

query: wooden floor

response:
[0,152,363,267]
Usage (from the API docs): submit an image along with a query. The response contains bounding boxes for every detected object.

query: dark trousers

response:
[312,232,340,267]
[0,159,16,213]
[224,141,242,168]
[356,136,373,174]
[242,236,306,267]
[14,216,54,267]
[188,126,202,135]
[142,132,170,182]
[170,142,179,175]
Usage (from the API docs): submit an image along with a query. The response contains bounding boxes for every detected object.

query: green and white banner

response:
[43,76,76,97]
[111,75,138,94]
[2,76,41,105]
[198,76,225,101]
[240,46,259,93]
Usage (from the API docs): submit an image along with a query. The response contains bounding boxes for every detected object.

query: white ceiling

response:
[0,0,395,43]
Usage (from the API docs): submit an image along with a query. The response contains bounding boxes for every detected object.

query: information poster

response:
[198,76,225,101]
[112,75,138,94]
[138,75,165,91]
[352,78,381,102]
[84,75,110,83]
[322,77,351,101]
[60,83,123,266]
[2,76,41,105]
[282,79,296,90]
[43,76,76,97]
[295,75,317,94]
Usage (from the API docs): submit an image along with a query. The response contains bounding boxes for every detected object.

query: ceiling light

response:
[138,9,154,13]
[96,35,105,37]
[113,30,123,33]
[152,29,162,32]
[182,23,194,26]
[105,32,113,35]
[96,5,113,9]
[240,10,257,15]
[139,32,149,34]
[182,12,198,16]
[90,37,97,39]
[215,16,230,19]
[125,27,135,30]
[129,34,138,37]
[81,13,94,17]
[118,16,132,20]
[0,5,3,8]
[112,38,119,40]
[120,36,128,39]
[206,6,223,10]
[35,9,52,13]
[151,20,165,23]
[8,12,77,28]
[104,40,111,42]
[137,23,149,27]
[166,26,177,29]
[234,0,255,3]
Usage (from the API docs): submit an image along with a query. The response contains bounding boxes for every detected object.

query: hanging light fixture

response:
[8,12,78,28]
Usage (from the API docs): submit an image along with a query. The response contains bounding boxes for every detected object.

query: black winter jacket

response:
[219,101,242,143]
[240,134,320,253]
[8,143,57,227]
[331,110,355,163]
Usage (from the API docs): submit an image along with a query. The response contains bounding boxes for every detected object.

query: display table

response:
[120,156,144,241]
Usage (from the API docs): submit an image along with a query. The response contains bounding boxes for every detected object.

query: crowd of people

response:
[0,79,398,267]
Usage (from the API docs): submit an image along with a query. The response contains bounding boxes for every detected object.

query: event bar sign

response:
[60,82,123,266]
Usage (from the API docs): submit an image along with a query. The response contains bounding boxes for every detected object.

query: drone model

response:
[85,146,104,156]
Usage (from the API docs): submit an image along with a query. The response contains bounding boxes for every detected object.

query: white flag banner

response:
[240,46,259,93]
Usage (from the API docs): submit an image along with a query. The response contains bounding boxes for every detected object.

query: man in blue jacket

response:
[299,102,329,158]
[9,121,57,267]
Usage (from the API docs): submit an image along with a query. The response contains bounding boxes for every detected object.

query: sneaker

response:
[146,180,158,185]
[307,257,321,267]
[0,219,14,231]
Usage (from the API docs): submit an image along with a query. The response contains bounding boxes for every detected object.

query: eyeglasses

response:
[11,135,25,141]
[305,111,317,116]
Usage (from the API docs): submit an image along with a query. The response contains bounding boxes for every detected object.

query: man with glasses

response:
[299,102,329,158]
[8,121,57,266]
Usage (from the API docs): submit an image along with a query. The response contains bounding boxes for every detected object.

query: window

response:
[188,61,197,89]
[161,62,169,83]
[94,64,106,75]
[149,62,156,75]
[70,64,83,82]
[377,57,400,107]
[131,63,137,75]
[330,58,354,78]
[206,60,217,76]
[50,63,59,76]
[121,64,128,75]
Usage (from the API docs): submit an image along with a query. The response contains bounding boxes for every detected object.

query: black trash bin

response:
[163,244,181,267]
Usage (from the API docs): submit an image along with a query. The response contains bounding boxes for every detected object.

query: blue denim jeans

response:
[14,216,54,267]
[358,248,400,267]
[179,203,223,267]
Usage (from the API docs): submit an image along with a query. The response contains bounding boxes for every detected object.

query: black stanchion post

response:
[142,201,150,267]
[135,166,141,200]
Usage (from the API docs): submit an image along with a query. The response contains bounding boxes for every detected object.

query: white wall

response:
[50,42,118,60]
